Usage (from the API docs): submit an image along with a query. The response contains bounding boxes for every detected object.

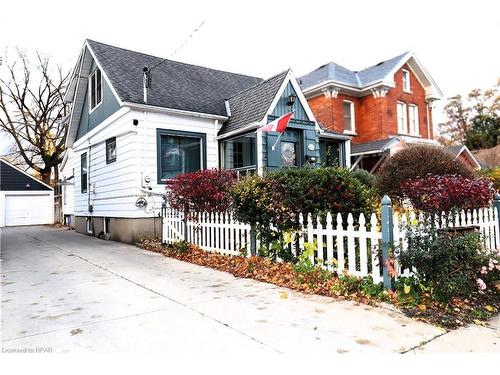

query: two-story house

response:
[299,52,453,172]
[62,40,350,243]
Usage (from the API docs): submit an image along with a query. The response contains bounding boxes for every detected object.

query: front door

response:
[280,129,301,167]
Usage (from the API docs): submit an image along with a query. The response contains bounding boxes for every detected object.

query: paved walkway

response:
[1,226,498,353]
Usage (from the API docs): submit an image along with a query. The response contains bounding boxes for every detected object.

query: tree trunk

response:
[41,169,52,186]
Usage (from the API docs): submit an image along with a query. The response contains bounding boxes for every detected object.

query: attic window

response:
[89,68,102,111]
[402,69,411,92]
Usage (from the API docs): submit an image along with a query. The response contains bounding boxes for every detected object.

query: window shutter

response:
[267,132,281,167]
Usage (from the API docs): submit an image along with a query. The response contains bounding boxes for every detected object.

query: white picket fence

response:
[163,208,252,256]
[162,206,500,281]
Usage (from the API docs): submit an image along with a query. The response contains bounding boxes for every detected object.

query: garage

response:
[0,159,54,227]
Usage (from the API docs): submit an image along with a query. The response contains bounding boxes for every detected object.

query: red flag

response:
[259,112,293,133]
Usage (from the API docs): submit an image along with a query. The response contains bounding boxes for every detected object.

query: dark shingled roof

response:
[351,138,400,155]
[219,70,289,135]
[0,159,52,191]
[87,40,263,117]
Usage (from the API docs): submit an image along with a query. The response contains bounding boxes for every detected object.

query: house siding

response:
[306,64,433,144]
[270,81,309,120]
[73,110,141,219]
[75,59,121,141]
[71,108,219,220]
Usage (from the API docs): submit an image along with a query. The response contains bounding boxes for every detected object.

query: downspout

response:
[426,101,431,139]
[87,143,94,235]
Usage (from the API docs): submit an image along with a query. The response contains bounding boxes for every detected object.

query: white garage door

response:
[4,194,53,226]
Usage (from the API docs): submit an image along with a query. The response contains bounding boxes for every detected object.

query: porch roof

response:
[350,138,401,156]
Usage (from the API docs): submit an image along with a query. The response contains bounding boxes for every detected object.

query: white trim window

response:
[409,104,419,135]
[343,100,355,133]
[402,69,411,92]
[397,102,408,134]
[89,68,102,112]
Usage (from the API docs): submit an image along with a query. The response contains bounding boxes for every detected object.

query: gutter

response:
[123,102,229,121]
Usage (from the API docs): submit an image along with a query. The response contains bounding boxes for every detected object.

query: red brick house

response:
[298,52,468,172]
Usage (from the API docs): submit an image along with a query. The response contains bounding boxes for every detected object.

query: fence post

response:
[494,193,500,247]
[183,209,188,242]
[250,225,257,256]
[381,195,393,290]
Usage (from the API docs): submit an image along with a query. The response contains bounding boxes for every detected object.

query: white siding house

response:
[63,40,350,243]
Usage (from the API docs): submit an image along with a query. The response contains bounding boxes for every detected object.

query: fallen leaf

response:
[404,285,411,294]
[280,291,288,300]
[484,305,496,312]
[70,328,83,336]
[417,304,427,311]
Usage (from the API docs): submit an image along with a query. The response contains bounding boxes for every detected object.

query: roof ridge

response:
[86,39,263,81]
[357,51,411,73]
[226,69,289,100]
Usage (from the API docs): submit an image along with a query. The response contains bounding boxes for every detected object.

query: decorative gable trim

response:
[65,41,124,148]
[264,70,317,123]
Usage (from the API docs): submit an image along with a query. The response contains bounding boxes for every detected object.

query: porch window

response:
[281,141,298,167]
[158,130,204,182]
[397,102,408,134]
[319,140,341,167]
[81,153,88,193]
[409,104,419,135]
[221,133,256,171]
[280,129,301,167]
[343,101,355,132]
[89,68,102,111]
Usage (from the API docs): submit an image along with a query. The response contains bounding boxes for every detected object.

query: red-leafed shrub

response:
[400,174,495,213]
[166,169,237,216]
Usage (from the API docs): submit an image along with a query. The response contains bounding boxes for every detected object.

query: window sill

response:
[89,100,103,114]
[403,90,413,94]
[343,131,357,136]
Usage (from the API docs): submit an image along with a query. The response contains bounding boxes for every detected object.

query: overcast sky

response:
[1,0,499,152]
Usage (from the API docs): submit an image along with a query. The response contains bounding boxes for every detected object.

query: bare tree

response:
[0,49,70,184]
[438,79,500,146]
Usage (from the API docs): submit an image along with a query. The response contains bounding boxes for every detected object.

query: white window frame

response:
[408,104,419,135]
[397,102,408,134]
[343,100,355,134]
[88,68,103,113]
[402,69,411,93]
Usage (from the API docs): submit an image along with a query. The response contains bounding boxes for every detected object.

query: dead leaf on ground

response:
[70,328,83,336]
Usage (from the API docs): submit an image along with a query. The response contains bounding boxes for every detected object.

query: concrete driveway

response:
[1,226,498,353]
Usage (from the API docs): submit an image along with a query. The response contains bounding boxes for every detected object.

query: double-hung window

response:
[343,101,355,132]
[397,102,408,134]
[106,137,117,164]
[81,153,88,193]
[402,69,411,92]
[408,105,419,135]
[89,68,102,111]
[158,130,204,182]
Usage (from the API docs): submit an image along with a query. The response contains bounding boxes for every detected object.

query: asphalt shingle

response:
[87,40,263,117]
[219,70,289,135]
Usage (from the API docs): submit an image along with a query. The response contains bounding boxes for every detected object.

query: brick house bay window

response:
[157,130,205,182]
[397,102,408,134]
[343,101,355,132]
[409,105,419,135]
